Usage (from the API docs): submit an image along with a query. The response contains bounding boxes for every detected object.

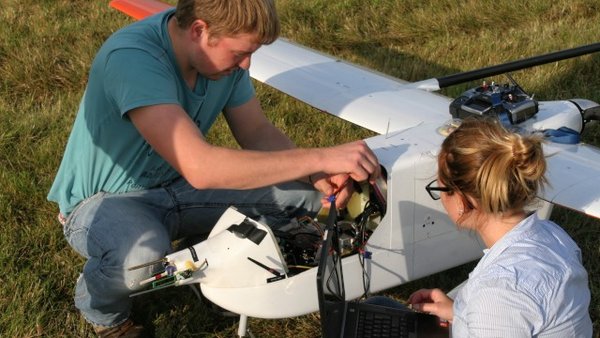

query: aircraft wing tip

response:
[109,0,172,20]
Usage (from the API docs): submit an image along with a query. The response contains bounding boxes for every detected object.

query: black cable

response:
[356,200,381,299]
[324,197,345,301]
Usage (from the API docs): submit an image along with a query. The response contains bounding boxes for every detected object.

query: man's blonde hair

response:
[175,0,280,44]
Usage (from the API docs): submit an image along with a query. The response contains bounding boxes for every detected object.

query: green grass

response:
[1,0,599,337]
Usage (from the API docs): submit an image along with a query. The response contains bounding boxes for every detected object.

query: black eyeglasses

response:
[425,180,452,200]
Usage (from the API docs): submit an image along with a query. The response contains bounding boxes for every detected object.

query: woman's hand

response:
[408,288,454,323]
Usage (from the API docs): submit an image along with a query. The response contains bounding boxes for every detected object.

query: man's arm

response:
[224,96,295,151]
[224,98,376,205]
[128,103,379,192]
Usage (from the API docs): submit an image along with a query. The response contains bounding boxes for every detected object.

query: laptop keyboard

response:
[356,310,411,338]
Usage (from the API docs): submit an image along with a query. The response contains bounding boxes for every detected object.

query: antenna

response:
[436,42,600,88]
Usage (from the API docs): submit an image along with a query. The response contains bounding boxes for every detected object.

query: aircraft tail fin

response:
[109,0,172,20]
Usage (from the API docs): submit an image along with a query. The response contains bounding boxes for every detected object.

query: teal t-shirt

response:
[48,9,255,216]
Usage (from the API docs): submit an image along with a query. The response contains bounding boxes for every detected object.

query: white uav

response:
[111,0,600,336]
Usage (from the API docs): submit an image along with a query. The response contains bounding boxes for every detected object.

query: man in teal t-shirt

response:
[48,9,255,217]
[48,0,380,336]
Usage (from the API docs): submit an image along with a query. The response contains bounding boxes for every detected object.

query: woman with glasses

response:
[407,118,592,337]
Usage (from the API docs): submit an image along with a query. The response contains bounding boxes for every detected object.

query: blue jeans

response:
[62,177,321,327]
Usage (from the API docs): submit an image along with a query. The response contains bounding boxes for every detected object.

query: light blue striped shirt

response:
[452,213,592,337]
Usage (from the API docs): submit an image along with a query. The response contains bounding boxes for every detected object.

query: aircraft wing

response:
[250,39,451,134]
[542,142,600,217]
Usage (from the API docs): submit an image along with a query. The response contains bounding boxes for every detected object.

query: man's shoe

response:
[93,319,145,338]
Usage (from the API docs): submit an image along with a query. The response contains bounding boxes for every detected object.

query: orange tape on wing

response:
[110,0,173,20]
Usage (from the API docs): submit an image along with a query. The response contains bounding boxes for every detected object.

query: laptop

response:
[316,203,450,338]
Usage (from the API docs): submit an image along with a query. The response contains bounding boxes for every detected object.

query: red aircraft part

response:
[110,0,172,20]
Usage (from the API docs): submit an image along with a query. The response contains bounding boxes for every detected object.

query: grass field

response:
[1,0,599,337]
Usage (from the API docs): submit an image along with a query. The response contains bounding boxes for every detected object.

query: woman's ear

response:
[465,194,478,211]
[456,198,465,217]
[457,190,476,210]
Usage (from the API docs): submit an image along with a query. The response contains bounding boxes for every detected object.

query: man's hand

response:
[322,141,380,185]
[311,173,354,208]
[308,140,380,208]
[408,288,454,323]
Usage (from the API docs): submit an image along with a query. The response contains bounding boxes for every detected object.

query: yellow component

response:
[346,182,370,219]
[315,181,372,222]
[316,206,330,223]
[183,260,197,271]
[365,213,382,231]
[437,118,462,136]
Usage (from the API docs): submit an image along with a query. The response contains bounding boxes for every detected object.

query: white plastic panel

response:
[163,208,288,288]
